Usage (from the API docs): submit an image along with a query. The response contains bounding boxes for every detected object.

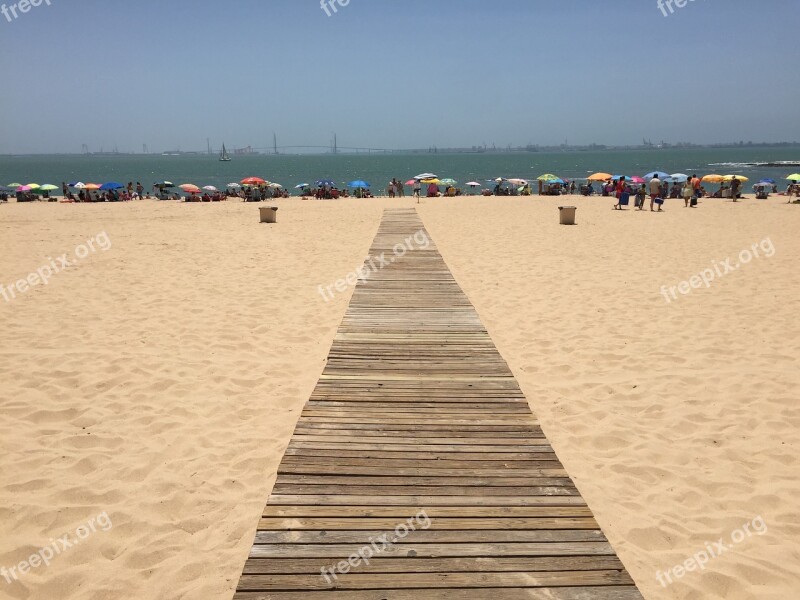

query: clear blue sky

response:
[1,0,797,153]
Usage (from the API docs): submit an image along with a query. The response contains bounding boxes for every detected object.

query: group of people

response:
[611,174,735,212]
[387,179,406,198]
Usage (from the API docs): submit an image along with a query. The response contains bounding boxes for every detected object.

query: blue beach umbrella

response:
[348,180,370,188]
[100,182,124,190]
[758,178,776,184]
[668,173,689,183]
[644,171,670,180]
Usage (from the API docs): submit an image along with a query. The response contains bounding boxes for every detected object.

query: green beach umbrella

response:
[786,173,800,181]
[537,174,560,181]
[8,183,22,188]
[39,184,59,191]
[26,183,41,189]
[440,178,457,186]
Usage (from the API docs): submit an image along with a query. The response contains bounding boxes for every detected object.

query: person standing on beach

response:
[691,174,701,201]
[136,182,144,199]
[413,179,421,201]
[613,176,625,210]
[61,181,68,197]
[683,178,693,207]
[649,175,662,212]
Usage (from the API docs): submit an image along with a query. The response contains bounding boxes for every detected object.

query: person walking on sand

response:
[635,184,646,210]
[683,178,693,207]
[613,176,626,210]
[649,175,662,212]
[413,179,421,202]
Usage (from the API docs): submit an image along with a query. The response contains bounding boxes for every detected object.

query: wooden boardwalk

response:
[234,209,643,599]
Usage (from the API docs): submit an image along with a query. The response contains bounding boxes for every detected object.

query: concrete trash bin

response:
[559,206,577,225]
[259,206,278,223]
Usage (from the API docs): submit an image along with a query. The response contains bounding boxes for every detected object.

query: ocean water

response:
[1,147,798,193]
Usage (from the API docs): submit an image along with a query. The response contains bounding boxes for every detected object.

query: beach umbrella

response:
[269,183,283,189]
[507,178,528,185]
[0,186,13,192]
[202,186,218,192]
[180,184,202,193]
[669,174,689,183]
[8,183,22,188]
[241,177,266,185]
[466,181,482,187]
[644,171,669,180]
[414,173,437,180]
[294,183,310,189]
[26,183,41,189]
[546,178,566,185]
[84,183,101,190]
[630,176,646,184]
[316,179,335,187]
[722,175,749,182]
[100,182,124,190]
[702,174,724,183]
[757,178,776,185]
[16,185,32,192]
[440,178,458,186]
[588,172,613,181]
[404,179,417,186]
[422,178,441,185]
[612,175,630,181]
[537,174,559,181]
[348,180,370,188]
[39,184,59,191]
[227,183,242,189]
[785,174,800,181]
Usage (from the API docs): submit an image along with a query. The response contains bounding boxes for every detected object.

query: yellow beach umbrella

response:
[786,173,800,180]
[421,178,441,184]
[722,175,749,182]
[26,183,41,189]
[537,173,560,181]
[588,172,612,181]
[702,174,724,183]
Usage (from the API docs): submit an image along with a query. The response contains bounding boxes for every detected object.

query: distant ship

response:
[219,143,232,162]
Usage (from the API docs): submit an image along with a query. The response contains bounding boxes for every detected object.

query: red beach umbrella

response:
[241,177,266,186]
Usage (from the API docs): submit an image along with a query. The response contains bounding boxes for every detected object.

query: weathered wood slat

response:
[234,209,642,599]
[234,589,644,600]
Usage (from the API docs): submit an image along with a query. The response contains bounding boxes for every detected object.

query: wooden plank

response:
[249,542,616,559]
[235,588,643,600]
[238,571,634,591]
[262,506,597,518]
[242,555,624,574]
[256,517,600,531]
[233,209,642,598]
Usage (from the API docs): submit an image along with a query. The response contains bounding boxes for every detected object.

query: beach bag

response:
[690,198,698,207]
[655,197,664,205]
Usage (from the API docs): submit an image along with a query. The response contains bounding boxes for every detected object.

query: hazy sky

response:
[1,0,797,154]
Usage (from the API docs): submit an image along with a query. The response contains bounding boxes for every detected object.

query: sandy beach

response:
[1,195,798,600]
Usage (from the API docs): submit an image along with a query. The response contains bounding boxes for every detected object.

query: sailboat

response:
[219,143,232,162]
